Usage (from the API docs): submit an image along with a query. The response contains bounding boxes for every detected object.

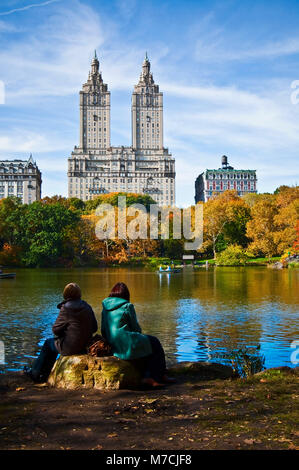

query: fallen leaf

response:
[15,387,25,392]
[107,433,118,438]
[140,398,158,404]
[92,444,103,450]
[244,439,254,445]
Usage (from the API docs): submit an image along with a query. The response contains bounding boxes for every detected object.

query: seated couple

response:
[24,282,174,388]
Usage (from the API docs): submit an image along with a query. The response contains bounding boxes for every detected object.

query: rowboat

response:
[0,273,16,279]
[157,268,182,274]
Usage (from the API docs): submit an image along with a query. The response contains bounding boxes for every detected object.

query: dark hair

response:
[63,283,81,300]
[109,282,130,302]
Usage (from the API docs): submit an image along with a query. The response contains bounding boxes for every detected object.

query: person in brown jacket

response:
[24,283,98,383]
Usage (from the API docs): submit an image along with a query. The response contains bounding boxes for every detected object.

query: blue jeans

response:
[31,338,59,382]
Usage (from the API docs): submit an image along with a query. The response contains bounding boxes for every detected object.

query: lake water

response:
[0,266,298,372]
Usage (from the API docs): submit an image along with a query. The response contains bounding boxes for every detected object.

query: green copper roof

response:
[206,169,256,173]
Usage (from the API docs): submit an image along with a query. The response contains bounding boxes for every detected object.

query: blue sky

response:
[0,0,298,206]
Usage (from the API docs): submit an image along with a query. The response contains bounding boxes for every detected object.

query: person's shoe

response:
[141,378,165,388]
[23,366,43,383]
[23,366,35,381]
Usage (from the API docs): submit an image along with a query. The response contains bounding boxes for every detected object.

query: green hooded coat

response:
[101,297,152,360]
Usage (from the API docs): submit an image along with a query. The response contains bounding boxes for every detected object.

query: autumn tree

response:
[273,186,299,253]
[201,190,251,258]
[293,220,299,252]
[246,194,278,259]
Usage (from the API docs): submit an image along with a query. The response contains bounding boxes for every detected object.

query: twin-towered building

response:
[1,53,258,208]
[68,52,176,206]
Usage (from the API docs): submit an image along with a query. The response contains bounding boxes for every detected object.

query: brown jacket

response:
[53,299,98,356]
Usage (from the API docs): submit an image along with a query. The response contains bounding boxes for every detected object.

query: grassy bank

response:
[144,256,281,268]
[0,367,298,450]
[0,256,288,270]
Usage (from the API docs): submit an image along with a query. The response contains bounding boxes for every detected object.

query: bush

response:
[216,244,249,266]
[288,262,299,268]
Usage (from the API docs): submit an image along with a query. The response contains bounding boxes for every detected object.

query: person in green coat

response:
[101,282,175,388]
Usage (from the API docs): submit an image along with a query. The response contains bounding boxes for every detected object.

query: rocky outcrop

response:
[47,356,236,390]
[269,255,299,269]
[168,361,236,379]
[268,261,285,269]
[48,355,142,390]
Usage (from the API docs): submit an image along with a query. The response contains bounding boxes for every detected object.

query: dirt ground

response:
[0,367,298,451]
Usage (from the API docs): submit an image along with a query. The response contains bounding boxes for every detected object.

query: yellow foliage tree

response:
[202,190,250,258]
[246,195,278,259]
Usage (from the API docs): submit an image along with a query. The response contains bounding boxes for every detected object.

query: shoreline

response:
[0,257,285,270]
[0,366,298,450]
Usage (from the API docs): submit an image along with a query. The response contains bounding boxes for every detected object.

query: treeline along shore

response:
[0,186,298,268]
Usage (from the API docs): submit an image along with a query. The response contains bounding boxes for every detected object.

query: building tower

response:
[68,52,175,205]
[79,51,110,150]
[132,53,163,150]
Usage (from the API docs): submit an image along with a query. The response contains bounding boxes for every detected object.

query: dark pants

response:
[143,335,166,382]
[31,338,59,382]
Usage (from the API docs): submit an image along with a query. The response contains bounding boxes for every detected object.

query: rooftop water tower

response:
[222,155,228,169]
[221,155,234,170]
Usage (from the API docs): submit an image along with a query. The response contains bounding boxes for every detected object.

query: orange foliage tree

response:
[202,191,251,258]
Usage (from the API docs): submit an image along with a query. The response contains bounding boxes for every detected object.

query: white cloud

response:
[0,130,71,153]
[163,80,299,153]
[0,0,298,205]
[0,0,61,16]
[192,12,299,64]
[0,1,171,102]
[116,0,137,20]
[0,1,106,101]
[195,37,299,63]
[0,19,18,32]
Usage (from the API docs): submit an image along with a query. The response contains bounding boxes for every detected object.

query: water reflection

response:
[0,267,298,371]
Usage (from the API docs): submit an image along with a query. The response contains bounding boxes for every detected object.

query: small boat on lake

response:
[0,269,16,279]
[157,267,182,274]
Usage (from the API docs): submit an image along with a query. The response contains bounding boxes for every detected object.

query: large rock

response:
[48,355,142,390]
[268,261,285,269]
[48,356,236,390]
[168,361,236,379]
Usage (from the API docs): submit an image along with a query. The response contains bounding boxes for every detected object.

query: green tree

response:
[12,202,80,266]
[84,192,157,214]
[216,244,249,266]
[0,197,23,249]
